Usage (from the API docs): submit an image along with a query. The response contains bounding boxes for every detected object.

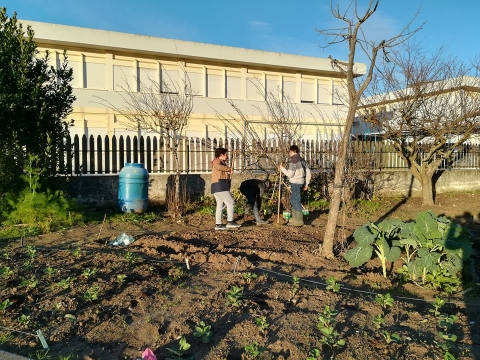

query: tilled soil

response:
[0,192,479,359]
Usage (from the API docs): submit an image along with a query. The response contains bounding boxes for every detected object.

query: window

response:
[186,69,204,96]
[317,80,331,104]
[84,62,106,89]
[160,66,179,94]
[206,69,223,98]
[282,77,296,102]
[301,81,315,103]
[226,71,241,99]
[246,76,263,101]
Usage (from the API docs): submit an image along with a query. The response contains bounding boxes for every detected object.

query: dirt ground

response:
[0,192,479,360]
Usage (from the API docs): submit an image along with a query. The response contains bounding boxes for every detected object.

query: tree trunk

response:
[420,173,435,206]
[173,150,182,219]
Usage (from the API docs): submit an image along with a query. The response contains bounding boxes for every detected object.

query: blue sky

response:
[3,0,480,63]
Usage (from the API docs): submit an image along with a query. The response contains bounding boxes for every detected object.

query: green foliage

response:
[381,331,400,344]
[344,219,402,278]
[354,198,383,216]
[0,8,75,195]
[193,321,212,343]
[124,251,140,265]
[0,331,13,344]
[255,316,269,333]
[325,276,341,292]
[429,297,446,317]
[0,266,14,279]
[317,305,345,350]
[226,285,243,308]
[116,274,127,284]
[244,342,266,358]
[242,272,258,284]
[18,314,31,327]
[305,348,320,360]
[56,277,73,290]
[70,247,82,259]
[375,293,395,309]
[83,286,100,302]
[0,298,13,312]
[373,314,386,329]
[166,336,192,360]
[193,194,216,215]
[82,268,97,280]
[21,275,39,289]
[291,275,300,295]
[346,211,473,287]
[43,267,56,278]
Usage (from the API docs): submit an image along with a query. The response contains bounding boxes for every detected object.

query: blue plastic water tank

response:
[118,163,149,213]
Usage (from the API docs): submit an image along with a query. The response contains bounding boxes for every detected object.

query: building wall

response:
[22,20,364,142]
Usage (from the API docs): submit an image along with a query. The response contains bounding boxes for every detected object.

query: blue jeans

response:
[290,183,303,212]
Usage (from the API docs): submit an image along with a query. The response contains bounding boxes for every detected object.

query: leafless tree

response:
[359,44,480,205]
[95,65,194,219]
[316,0,423,258]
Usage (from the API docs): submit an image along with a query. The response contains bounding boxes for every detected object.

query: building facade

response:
[23,20,366,141]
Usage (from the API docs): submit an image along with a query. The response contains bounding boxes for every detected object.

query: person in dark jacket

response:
[239,178,271,225]
[211,147,241,230]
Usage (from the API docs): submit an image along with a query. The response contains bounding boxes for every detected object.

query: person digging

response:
[239,178,271,225]
[279,145,311,226]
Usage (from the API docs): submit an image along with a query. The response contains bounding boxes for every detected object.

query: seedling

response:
[193,321,212,343]
[306,348,320,360]
[83,286,100,302]
[56,277,73,290]
[291,276,300,295]
[31,349,51,360]
[242,272,258,284]
[226,285,243,308]
[439,314,459,331]
[82,268,97,279]
[244,342,266,358]
[124,251,139,265]
[25,245,37,259]
[429,297,446,317]
[375,293,394,309]
[317,305,339,328]
[166,336,191,359]
[21,276,39,289]
[381,331,400,344]
[373,314,386,329]
[0,299,13,312]
[325,276,341,292]
[0,331,13,344]
[18,314,31,327]
[317,305,345,349]
[44,267,56,278]
[0,266,14,279]
[116,274,127,284]
[255,316,269,333]
[71,247,82,259]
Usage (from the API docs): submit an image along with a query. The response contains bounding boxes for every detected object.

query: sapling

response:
[193,321,212,343]
[325,276,341,292]
[56,277,73,290]
[124,251,139,265]
[0,331,13,344]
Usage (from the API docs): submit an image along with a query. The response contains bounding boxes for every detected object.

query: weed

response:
[82,268,97,279]
[255,316,269,333]
[83,286,100,302]
[193,321,212,343]
[244,341,266,358]
[373,314,386,329]
[325,276,341,292]
[429,297,446,317]
[166,336,191,359]
[226,285,243,308]
[291,276,300,295]
[381,331,401,344]
[242,272,258,284]
[30,349,52,360]
[375,293,394,309]
[58,355,75,360]
[0,299,13,312]
[168,266,188,282]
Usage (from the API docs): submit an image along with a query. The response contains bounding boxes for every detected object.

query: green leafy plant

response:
[244,342,266,358]
[0,266,14,279]
[124,251,139,265]
[242,272,258,284]
[71,247,82,259]
[429,297,446,317]
[436,314,459,359]
[375,293,394,309]
[344,219,402,278]
[0,331,13,344]
[83,286,100,302]
[226,285,243,308]
[325,276,341,292]
[56,277,73,290]
[291,275,300,295]
[25,245,37,259]
[31,349,52,360]
[381,331,400,344]
[305,348,320,360]
[373,314,386,329]
[317,305,345,349]
[193,321,212,343]
[255,316,269,333]
[116,274,127,284]
[0,299,13,312]
[82,268,97,279]
[44,266,56,278]
[18,314,31,327]
[21,275,39,289]
[166,336,191,359]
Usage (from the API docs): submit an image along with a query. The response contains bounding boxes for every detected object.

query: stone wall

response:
[65,169,480,210]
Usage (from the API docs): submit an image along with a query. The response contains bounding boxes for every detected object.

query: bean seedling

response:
[325,276,341,292]
[244,341,266,358]
[193,321,212,343]
[226,285,243,308]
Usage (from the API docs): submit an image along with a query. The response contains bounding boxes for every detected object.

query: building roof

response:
[21,20,366,76]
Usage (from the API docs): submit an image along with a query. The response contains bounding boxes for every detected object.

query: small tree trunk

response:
[172,150,182,219]
[420,173,435,206]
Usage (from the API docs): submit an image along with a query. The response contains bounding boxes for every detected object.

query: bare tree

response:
[95,65,194,218]
[316,0,422,258]
[359,44,480,205]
